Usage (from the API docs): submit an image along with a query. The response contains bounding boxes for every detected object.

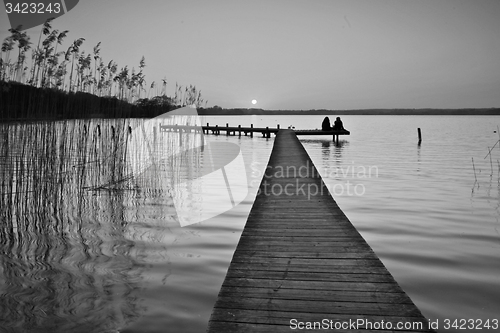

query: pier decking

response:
[207,129,434,332]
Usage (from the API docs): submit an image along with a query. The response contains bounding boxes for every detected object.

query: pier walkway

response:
[207,130,434,332]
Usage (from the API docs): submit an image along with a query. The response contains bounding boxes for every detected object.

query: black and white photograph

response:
[1,1,500,332]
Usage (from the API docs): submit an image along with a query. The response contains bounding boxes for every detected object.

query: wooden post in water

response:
[153,126,157,147]
[226,123,229,136]
[418,128,422,145]
[250,124,253,138]
[215,125,219,135]
[238,125,241,137]
[206,123,209,134]
[265,126,270,138]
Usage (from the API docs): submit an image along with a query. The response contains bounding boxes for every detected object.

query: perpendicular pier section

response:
[201,123,350,142]
[206,129,434,332]
[159,123,350,142]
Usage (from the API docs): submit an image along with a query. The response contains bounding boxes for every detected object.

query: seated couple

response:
[321,117,344,131]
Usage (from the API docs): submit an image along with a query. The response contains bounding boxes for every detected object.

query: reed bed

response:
[1,18,205,121]
[0,17,209,331]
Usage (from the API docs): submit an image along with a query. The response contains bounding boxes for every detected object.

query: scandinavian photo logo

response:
[249,160,378,199]
[4,0,80,31]
[126,106,248,227]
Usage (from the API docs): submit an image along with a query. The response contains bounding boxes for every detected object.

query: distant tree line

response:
[197,107,500,116]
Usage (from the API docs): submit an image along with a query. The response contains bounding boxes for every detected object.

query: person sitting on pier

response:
[321,117,332,131]
[333,117,344,130]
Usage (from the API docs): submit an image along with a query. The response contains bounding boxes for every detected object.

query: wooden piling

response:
[153,126,157,147]
[418,128,422,144]
[207,129,434,333]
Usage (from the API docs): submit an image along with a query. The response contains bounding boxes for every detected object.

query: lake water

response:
[1,115,499,332]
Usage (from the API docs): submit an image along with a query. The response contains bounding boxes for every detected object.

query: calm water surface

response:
[1,115,499,332]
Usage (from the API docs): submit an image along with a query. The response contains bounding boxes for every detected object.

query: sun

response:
[251,99,257,105]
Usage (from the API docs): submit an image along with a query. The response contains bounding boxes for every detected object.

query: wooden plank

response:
[234,247,374,255]
[224,270,394,283]
[234,247,375,255]
[234,246,373,253]
[217,286,415,304]
[242,221,351,226]
[213,296,424,317]
[240,224,355,230]
[221,278,406,293]
[227,262,391,274]
[228,257,387,268]
[239,235,363,241]
[236,240,371,247]
[240,230,361,237]
[231,251,377,259]
[242,218,353,224]
[207,129,433,332]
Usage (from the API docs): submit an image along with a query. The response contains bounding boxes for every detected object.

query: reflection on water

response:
[301,138,349,164]
[0,191,144,332]
[0,118,207,332]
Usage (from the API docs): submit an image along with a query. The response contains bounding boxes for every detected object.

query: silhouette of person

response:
[333,117,344,130]
[321,117,332,131]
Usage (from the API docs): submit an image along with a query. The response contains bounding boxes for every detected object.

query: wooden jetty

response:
[207,129,434,332]
[159,123,350,142]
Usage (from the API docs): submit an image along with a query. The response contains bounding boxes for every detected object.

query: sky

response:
[1,0,500,110]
